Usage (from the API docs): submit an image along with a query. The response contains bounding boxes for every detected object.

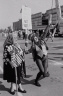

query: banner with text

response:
[22,5,32,29]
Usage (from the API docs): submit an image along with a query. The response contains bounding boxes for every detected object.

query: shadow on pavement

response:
[21,78,35,85]
[25,75,32,78]
[48,53,63,61]
[49,53,63,55]
[0,84,9,92]
[61,66,63,69]
[21,75,34,85]
[21,75,44,85]
[0,79,10,94]
[0,81,2,84]
[54,57,63,60]
[53,46,63,49]
[48,56,63,61]
[0,81,9,93]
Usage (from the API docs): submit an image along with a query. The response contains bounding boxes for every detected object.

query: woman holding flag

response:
[3,30,26,95]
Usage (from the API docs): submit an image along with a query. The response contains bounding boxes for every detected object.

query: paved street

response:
[0,34,63,96]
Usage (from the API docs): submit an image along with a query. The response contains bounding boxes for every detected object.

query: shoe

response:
[43,72,50,77]
[34,81,41,87]
[10,90,15,95]
[18,88,26,93]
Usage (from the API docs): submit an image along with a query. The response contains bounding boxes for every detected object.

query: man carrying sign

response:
[21,5,32,53]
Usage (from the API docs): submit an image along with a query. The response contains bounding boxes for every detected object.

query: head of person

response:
[3,30,14,48]
[12,33,18,44]
[36,30,39,37]
[34,36,38,43]
[8,27,12,34]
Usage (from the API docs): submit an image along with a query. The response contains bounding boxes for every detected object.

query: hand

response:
[6,58,9,62]
[9,60,17,68]
[11,63,17,68]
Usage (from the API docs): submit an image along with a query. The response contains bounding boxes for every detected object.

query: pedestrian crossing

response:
[49,60,63,65]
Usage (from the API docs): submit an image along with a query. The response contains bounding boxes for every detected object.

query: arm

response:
[42,14,52,40]
[44,40,49,50]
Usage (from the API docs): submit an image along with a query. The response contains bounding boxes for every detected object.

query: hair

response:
[3,34,14,48]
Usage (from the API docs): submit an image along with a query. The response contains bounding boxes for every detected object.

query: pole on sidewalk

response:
[25,29,28,53]
[14,45,23,96]
[15,67,23,96]
[15,67,18,95]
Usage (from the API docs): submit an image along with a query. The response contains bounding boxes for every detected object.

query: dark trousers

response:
[21,61,26,77]
[35,55,48,82]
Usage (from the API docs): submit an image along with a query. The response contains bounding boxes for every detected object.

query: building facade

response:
[13,19,22,31]
[13,5,63,35]
[31,12,48,30]
[45,5,63,35]
[45,6,63,25]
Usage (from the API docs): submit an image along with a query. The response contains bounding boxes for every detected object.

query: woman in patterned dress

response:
[3,31,26,95]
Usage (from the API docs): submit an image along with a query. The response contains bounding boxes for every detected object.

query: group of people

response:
[3,20,53,95]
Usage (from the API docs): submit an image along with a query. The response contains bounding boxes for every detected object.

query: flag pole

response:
[15,67,18,95]
[25,29,28,53]
[14,45,23,96]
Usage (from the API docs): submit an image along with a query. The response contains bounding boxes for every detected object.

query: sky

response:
[0,0,63,29]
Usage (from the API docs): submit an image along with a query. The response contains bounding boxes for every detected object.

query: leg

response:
[18,83,26,93]
[36,58,44,73]
[35,71,42,82]
[23,61,26,77]
[17,66,26,93]
[42,55,48,74]
[10,83,15,95]
[42,55,50,77]
[35,58,44,86]
[51,36,53,42]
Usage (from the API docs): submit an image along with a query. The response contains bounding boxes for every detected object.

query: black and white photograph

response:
[0,0,63,96]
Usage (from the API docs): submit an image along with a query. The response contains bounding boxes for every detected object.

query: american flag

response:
[11,44,24,67]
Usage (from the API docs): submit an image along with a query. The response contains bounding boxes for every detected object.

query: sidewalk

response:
[0,53,63,96]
